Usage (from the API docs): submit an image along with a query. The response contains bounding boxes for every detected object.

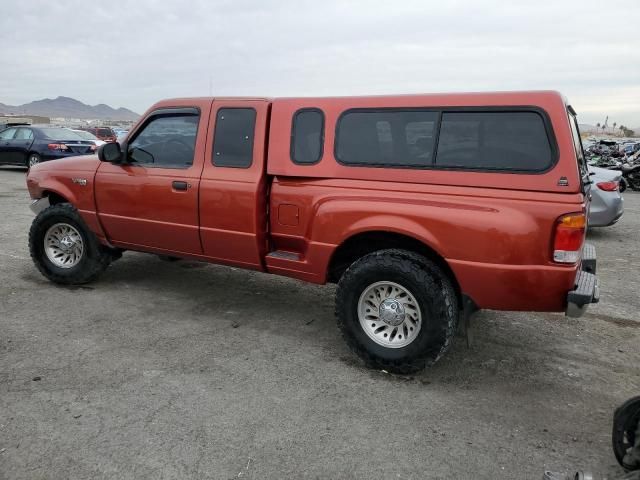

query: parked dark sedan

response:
[0,125,96,167]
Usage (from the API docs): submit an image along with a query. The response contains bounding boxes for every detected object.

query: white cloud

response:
[0,0,638,126]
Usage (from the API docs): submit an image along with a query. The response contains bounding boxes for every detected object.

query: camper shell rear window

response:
[334,107,557,173]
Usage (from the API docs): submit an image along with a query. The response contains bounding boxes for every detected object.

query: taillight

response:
[90,144,97,152]
[553,213,586,264]
[596,181,618,191]
[47,143,69,151]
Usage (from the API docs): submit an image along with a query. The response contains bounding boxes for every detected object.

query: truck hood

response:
[31,154,101,173]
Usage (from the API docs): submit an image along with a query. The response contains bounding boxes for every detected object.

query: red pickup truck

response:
[26,91,599,373]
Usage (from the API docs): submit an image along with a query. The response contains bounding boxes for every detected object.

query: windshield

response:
[40,128,84,141]
[568,111,588,177]
[98,128,114,137]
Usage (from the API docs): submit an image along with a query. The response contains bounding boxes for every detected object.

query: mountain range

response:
[0,96,139,121]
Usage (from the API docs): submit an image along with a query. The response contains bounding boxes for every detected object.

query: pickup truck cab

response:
[26,91,599,373]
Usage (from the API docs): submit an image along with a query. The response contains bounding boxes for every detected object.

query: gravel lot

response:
[1,166,639,479]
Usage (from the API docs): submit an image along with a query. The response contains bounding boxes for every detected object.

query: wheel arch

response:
[42,190,69,205]
[21,148,45,168]
[37,179,77,206]
[38,187,110,246]
[327,230,462,304]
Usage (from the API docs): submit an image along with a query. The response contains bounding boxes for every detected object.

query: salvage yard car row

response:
[0,125,125,167]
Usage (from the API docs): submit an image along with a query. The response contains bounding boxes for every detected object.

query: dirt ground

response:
[1,166,639,479]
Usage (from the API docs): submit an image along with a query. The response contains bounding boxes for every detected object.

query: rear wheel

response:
[27,153,41,167]
[619,177,628,193]
[336,249,458,374]
[612,396,640,470]
[626,173,640,191]
[29,203,112,284]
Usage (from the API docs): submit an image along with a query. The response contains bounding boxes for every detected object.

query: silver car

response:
[589,166,624,227]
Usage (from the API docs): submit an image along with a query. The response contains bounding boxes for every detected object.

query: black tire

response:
[627,173,640,192]
[619,177,628,193]
[336,249,459,374]
[612,396,640,470]
[27,153,41,168]
[29,203,112,285]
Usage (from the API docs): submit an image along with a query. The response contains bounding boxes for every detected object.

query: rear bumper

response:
[565,243,599,318]
[589,191,624,227]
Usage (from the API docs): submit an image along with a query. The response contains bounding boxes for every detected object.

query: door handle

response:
[172,180,189,191]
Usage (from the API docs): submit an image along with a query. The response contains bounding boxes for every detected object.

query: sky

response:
[1,0,639,127]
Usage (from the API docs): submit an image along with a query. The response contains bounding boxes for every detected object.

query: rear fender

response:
[341,215,443,254]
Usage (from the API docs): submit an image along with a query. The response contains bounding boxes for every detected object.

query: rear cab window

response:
[212,108,256,168]
[291,108,324,164]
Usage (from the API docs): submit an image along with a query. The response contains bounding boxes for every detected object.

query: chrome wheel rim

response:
[358,281,422,348]
[28,155,40,167]
[44,223,84,268]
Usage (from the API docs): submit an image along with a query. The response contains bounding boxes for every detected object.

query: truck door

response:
[198,100,270,270]
[13,127,35,164]
[94,101,212,254]
[0,128,18,164]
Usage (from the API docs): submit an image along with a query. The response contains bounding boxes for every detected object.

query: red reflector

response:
[555,227,584,251]
[596,181,618,192]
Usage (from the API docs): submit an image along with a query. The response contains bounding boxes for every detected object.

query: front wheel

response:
[27,153,41,168]
[336,249,459,374]
[29,203,112,284]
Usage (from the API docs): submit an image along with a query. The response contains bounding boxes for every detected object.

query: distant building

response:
[0,115,50,127]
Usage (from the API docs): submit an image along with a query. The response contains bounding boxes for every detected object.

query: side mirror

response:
[98,142,122,163]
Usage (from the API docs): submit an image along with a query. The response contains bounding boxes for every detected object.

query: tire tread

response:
[336,249,458,374]
[28,203,111,284]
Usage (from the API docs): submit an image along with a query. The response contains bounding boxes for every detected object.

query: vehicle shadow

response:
[587,224,629,245]
[85,252,575,388]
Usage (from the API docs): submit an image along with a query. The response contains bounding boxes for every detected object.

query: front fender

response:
[26,167,108,244]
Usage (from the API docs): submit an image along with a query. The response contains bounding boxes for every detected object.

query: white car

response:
[115,130,129,142]
[588,166,624,227]
[71,129,106,147]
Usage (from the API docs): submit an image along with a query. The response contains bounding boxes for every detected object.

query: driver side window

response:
[0,128,17,140]
[128,113,199,168]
